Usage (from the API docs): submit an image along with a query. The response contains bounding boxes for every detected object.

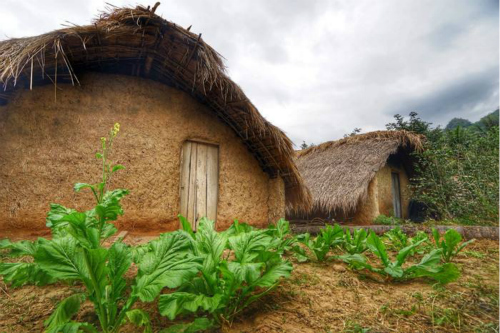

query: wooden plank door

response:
[180,141,219,230]
[391,172,402,218]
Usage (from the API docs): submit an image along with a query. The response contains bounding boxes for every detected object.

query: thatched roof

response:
[0,3,311,211]
[296,130,424,213]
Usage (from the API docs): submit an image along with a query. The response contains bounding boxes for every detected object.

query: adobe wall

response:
[0,73,284,234]
[351,177,380,225]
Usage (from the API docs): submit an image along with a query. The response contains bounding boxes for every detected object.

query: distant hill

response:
[445,109,499,130]
[445,118,472,130]
[476,109,499,129]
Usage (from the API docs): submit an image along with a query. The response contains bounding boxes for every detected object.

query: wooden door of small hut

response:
[391,172,402,218]
[180,141,219,230]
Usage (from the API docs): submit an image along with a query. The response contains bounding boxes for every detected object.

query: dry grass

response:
[1,237,497,333]
[294,130,424,215]
[0,3,311,211]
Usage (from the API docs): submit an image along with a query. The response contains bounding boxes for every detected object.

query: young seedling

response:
[431,228,475,262]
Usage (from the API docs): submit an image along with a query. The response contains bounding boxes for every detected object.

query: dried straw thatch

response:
[296,130,424,214]
[0,3,311,211]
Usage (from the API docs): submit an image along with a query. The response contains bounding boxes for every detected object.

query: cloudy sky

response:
[1,0,498,145]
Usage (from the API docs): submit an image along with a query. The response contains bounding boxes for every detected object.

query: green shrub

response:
[373,215,404,225]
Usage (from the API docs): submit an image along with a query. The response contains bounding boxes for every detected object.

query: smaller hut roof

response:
[296,130,424,214]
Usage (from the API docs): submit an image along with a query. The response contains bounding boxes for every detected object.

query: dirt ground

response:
[0,237,498,333]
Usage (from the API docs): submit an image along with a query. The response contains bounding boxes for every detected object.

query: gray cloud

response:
[0,0,498,146]
[386,67,499,126]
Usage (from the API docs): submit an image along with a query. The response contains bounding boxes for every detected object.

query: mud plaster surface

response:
[0,73,284,233]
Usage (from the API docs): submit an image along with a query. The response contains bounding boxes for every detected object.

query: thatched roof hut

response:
[0,4,311,233]
[291,130,423,224]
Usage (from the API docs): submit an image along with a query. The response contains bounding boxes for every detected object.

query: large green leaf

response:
[44,294,86,333]
[405,248,460,284]
[228,230,271,263]
[46,204,76,229]
[158,292,222,320]
[366,231,389,267]
[195,218,227,272]
[395,237,427,267]
[384,265,404,278]
[107,242,132,300]
[227,261,263,284]
[444,229,462,250]
[95,189,129,222]
[0,239,38,257]
[132,232,202,302]
[251,260,292,287]
[60,212,100,249]
[178,215,195,238]
[337,254,372,270]
[35,237,89,283]
[86,248,109,296]
[0,262,55,287]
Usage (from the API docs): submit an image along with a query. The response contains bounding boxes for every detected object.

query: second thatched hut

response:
[289,130,424,224]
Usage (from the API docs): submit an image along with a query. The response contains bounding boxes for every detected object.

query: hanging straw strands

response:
[0,3,311,211]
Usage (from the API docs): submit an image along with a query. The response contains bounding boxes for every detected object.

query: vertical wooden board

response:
[187,142,198,228]
[195,144,208,228]
[206,145,219,221]
[179,141,192,219]
[391,173,402,218]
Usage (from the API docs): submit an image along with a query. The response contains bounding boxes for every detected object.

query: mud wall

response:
[0,73,283,233]
[351,177,380,225]
[267,177,286,224]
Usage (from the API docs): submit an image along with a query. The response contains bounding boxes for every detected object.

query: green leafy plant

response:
[383,227,408,250]
[341,228,368,254]
[0,124,205,333]
[431,228,475,262]
[293,224,344,262]
[157,216,292,328]
[339,231,460,284]
[265,218,297,255]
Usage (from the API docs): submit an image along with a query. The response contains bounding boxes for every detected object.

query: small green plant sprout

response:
[338,231,460,284]
[341,228,368,254]
[266,218,297,255]
[293,224,344,262]
[383,226,408,250]
[431,228,475,262]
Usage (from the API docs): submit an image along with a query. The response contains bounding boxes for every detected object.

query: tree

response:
[343,128,362,138]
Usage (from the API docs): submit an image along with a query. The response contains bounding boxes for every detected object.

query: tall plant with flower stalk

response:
[0,123,203,333]
[73,123,125,238]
